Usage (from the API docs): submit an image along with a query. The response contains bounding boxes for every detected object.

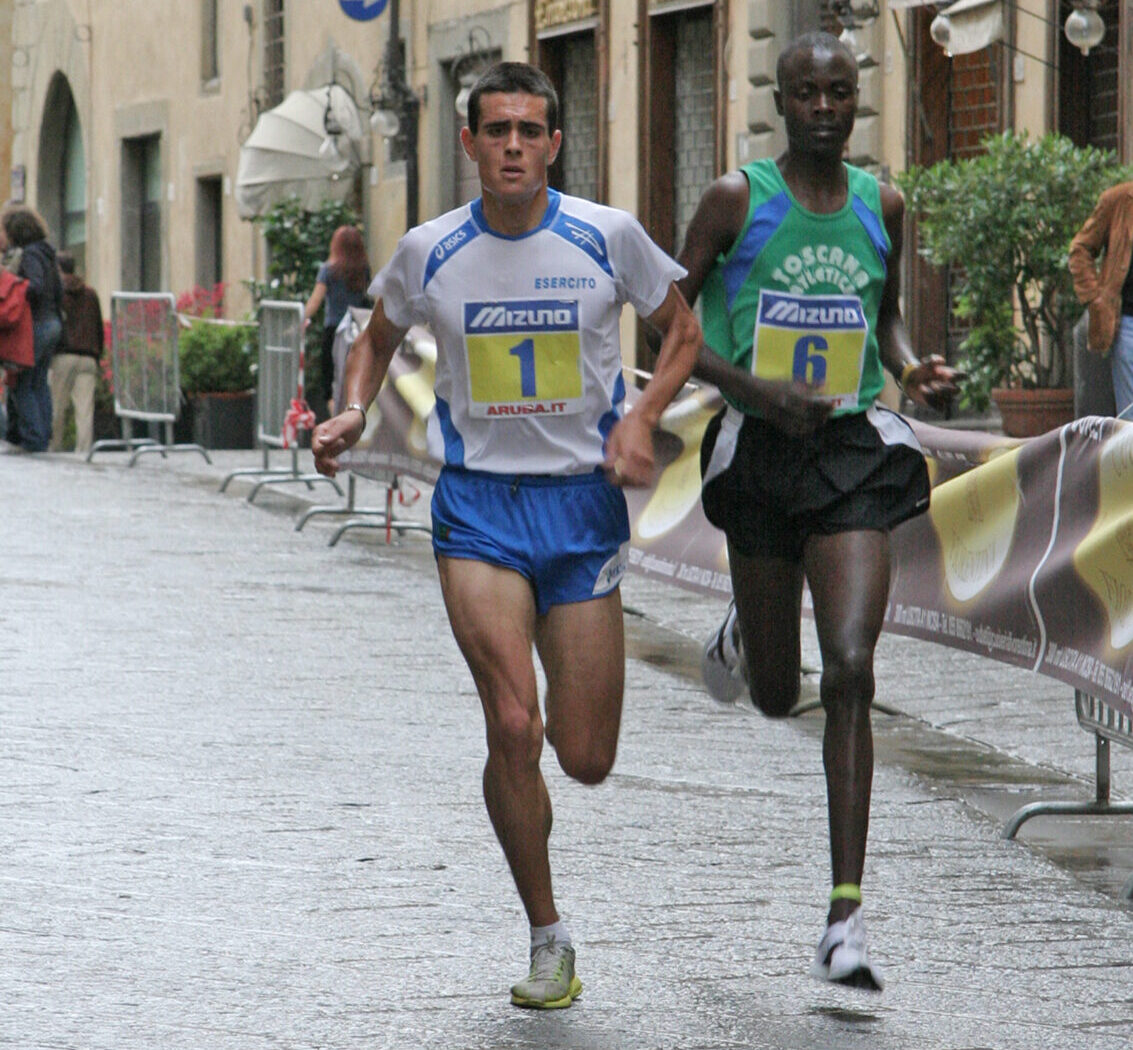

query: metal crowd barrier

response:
[87,292,210,465]
[294,308,431,545]
[219,299,341,502]
[1003,690,1133,897]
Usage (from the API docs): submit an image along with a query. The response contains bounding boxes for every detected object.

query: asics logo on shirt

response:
[434,228,468,258]
[564,221,606,258]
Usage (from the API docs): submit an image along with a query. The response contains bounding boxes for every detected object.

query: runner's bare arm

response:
[675,172,749,308]
[603,283,700,487]
[311,300,408,477]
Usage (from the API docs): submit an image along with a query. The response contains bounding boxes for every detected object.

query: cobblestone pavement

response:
[2,448,1130,1049]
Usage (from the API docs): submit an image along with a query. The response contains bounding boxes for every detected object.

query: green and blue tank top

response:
[700,158,890,417]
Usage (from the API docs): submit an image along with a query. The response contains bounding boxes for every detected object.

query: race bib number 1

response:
[463,299,584,418]
[751,290,868,410]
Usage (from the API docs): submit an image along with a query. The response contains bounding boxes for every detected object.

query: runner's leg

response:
[535,589,625,786]
[727,541,805,718]
[437,555,557,927]
[803,529,889,923]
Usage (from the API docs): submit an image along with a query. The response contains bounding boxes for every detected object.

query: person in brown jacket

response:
[49,250,104,453]
[1068,181,1133,418]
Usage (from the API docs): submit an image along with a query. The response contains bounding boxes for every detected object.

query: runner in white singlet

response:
[311,62,700,1010]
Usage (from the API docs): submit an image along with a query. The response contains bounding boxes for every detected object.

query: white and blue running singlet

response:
[370,189,685,475]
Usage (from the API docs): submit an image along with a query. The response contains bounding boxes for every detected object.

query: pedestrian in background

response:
[1,205,63,452]
[1069,179,1133,418]
[49,251,104,454]
[303,225,371,419]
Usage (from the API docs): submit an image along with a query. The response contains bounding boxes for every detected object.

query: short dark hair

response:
[1,205,49,248]
[466,62,559,135]
[57,250,76,275]
[776,31,858,89]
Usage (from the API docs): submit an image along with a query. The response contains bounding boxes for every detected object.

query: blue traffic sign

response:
[338,0,389,22]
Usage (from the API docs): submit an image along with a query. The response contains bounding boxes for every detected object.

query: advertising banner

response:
[338,317,1132,717]
[889,415,1133,719]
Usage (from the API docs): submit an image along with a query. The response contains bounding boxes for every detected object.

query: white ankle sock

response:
[530,920,571,952]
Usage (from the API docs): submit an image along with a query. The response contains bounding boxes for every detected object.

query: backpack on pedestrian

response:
[0,269,34,373]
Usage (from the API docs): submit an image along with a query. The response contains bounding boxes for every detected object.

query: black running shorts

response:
[699,404,931,561]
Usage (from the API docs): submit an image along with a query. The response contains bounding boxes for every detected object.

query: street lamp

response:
[1064,1,1106,57]
[451,27,495,119]
[832,1,879,66]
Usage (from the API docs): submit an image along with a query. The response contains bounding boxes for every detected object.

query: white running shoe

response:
[701,601,748,705]
[810,909,884,991]
[510,938,583,1009]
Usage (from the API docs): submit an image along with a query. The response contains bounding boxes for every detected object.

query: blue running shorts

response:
[431,467,631,615]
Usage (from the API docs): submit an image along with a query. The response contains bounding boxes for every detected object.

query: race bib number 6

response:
[751,290,868,410]
[463,299,584,418]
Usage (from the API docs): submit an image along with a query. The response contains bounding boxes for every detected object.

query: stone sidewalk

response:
[1,448,1130,1049]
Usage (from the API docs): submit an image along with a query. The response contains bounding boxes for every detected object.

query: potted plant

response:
[898,132,1132,435]
[178,317,257,449]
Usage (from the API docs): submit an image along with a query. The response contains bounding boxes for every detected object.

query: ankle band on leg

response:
[829,883,862,904]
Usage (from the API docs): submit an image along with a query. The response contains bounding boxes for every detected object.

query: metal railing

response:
[1003,690,1133,897]
[295,308,431,545]
[219,300,341,502]
[87,292,210,465]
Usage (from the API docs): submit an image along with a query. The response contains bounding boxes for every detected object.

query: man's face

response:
[461,91,562,209]
[775,46,858,159]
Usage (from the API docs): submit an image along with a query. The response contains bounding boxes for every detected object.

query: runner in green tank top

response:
[673,32,960,991]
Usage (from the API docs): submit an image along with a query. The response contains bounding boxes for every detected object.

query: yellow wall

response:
[0,2,13,204]
[8,0,1102,338]
[1014,0,1053,137]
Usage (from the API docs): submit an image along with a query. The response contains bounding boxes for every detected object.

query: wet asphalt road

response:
[1,448,1130,1049]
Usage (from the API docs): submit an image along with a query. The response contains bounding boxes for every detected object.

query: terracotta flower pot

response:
[990,387,1075,438]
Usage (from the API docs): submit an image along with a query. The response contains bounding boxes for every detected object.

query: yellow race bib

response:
[463,299,584,419]
[752,291,868,410]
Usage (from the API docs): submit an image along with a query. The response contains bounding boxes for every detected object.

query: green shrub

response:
[898,132,1133,412]
[245,196,360,304]
[179,320,256,394]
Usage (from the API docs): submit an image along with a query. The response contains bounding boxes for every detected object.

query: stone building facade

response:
[6,1,1130,362]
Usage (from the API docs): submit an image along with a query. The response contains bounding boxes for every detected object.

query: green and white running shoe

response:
[510,938,583,1009]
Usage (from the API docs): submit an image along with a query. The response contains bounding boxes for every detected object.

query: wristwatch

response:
[345,402,368,428]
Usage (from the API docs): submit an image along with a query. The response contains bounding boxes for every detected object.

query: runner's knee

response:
[550,712,618,784]
[750,677,800,719]
[486,702,544,772]
[555,739,616,785]
[819,648,875,709]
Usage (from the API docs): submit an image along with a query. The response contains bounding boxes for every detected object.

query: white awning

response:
[886,0,940,8]
[929,0,1004,56]
[235,85,366,220]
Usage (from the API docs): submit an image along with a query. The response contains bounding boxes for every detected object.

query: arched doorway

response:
[37,73,87,274]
